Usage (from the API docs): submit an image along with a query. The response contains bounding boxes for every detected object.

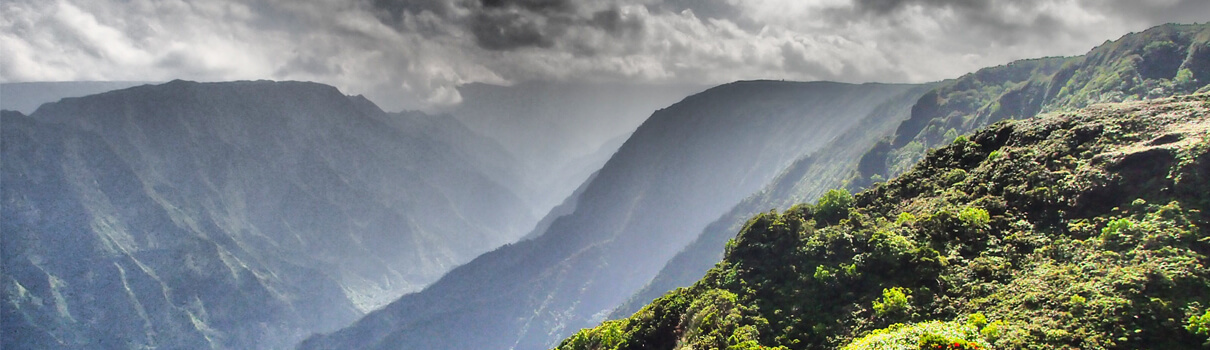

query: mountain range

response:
[299,81,933,349]
[2,80,534,349]
[3,21,1208,350]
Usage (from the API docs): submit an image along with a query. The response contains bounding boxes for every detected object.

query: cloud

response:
[2,0,1205,111]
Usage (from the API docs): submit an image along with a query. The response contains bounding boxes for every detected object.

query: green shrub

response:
[1068,295,1087,307]
[958,207,990,228]
[918,333,985,350]
[841,321,990,350]
[987,150,1004,161]
[943,169,968,185]
[965,313,987,329]
[980,320,1006,342]
[1188,310,1210,339]
[873,287,912,317]
[1100,217,1135,246]
[814,265,836,282]
[816,189,854,224]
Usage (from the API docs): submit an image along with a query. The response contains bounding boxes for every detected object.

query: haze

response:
[3,0,1205,111]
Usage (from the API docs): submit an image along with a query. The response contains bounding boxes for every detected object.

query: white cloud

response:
[2,0,1205,111]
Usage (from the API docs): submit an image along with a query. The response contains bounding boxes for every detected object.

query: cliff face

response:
[1,80,533,349]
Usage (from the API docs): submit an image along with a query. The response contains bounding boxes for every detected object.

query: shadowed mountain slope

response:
[300,80,926,350]
[2,80,533,349]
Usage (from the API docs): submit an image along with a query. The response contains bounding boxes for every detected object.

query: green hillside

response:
[558,94,1210,349]
[618,24,1210,322]
[857,23,1210,187]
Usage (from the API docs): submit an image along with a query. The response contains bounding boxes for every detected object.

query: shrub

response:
[965,313,987,329]
[816,189,854,224]
[814,265,836,282]
[918,333,985,350]
[987,150,1004,162]
[980,320,1006,342]
[840,321,990,350]
[958,207,990,229]
[874,287,912,317]
[1188,310,1210,339]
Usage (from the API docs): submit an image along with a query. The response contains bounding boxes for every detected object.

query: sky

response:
[2,0,1207,111]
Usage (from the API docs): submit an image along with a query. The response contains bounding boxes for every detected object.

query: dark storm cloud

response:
[468,0,583,50]
[852,0,990,15]
[469,11,561,50]
[368,0,618,51]
[369,0,456,23]
[590,7,644,36]
[481,0,575,13]
[819,0,1078,48]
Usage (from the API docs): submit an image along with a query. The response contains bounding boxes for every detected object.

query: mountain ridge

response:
[617,23,1210,323]
[2,79,534,349]
[299,80,928,350]
[558,93,1210,349]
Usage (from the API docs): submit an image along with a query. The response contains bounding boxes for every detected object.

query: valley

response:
[2,14,1208,350]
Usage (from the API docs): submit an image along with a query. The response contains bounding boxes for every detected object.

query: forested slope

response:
[621,23,1210,321]
[560,94,1210,349]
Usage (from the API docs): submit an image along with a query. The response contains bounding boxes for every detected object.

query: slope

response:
[612,83,935,317]
[1,80,533,349]
[857,22,1210,186]
[299,81,925,350]
[0,81,157,114]
[620,22,1210,319]
[449,81,706,216]
[559,93,1210,350]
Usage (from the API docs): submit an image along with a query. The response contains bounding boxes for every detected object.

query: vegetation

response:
[841,321,990,350]
[858,23,1210,183]
[557,94,1210,350]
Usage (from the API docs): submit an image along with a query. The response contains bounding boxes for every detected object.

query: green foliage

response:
[873,287,912,318]
[957,207,989,229]
[865,23,1210,185]
[917,333,985,350]
[944,129,961,144]
[964,313,987,329]
[559,320,628,350]
[840,321,990,350]
[560,95,1210,350]
[813,265,835,282]
[986,150,1004,162]
[1189,310,1210,339]
[1176,68,1197,88]
[979,320,1007,342]
[816,189,853,224]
